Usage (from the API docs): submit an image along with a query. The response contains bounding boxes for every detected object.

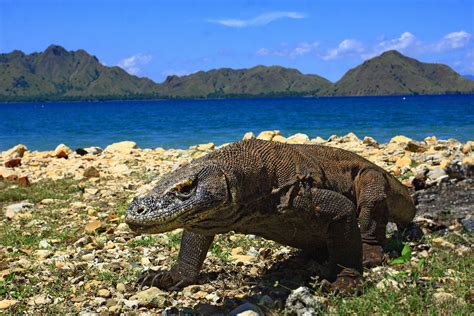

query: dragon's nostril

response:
[136,206,145,214]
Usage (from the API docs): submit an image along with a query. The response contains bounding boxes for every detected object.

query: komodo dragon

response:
[125,138,417,294]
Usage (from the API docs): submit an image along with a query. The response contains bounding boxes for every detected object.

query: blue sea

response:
[0,95,473,151]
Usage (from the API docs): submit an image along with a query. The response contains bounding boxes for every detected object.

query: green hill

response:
[0,45,159,101]
[0,45,473,101]
[328,50,474,96]
[157,66,331,98]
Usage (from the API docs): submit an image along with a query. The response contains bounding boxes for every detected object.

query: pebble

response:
[27,294,52,306]
[38,239,51,249]
[376,279,400,291]
[81,253,95,261]
[431,237,456,250]
[432,292,460,306]
[287,133,310,144]
[4,158,22,168]
[4,201,34,219]
[0,300,18,310]
[285,286,326,315]
[84,166,100,178]
[97,289,111,298]
[85,220,103,234]
[104,141,137,154]
[130,287,167,307]
[116,283,126,293]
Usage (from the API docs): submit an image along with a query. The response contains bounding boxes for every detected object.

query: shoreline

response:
[1,130,473,187]
[1,131,473,314]
[1,92,473,104]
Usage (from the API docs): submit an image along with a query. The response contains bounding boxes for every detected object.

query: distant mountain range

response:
[1,45,473,101]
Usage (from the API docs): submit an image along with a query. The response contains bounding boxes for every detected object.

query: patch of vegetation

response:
[325,233,474,314]
[128,235,162,248]
[0,179,81,205]
[0,224,43,249]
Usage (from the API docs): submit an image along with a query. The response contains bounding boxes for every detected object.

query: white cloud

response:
[292,42,319,57]
[256,42,318,58]
[118,53,152,75]
[322,39,364,60]
[431,31,471,52]
[210,11,305,28]
[256,48,270,56]
[376,32,417,53]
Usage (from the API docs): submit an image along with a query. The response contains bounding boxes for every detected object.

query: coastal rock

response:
[55,150,69,159]
[196,143,215,151]
[76,148,88,156]
[390,135,413,144]
[395,156,412,168]
[110,164,131,176]
[84,147,103,155]
[427,168,448,183]
[363,136,379,147]
[312,136,326,144]
[272,135,287,143]
[462,142,472,154]
[83,166,100,178]
[256,130,279,141]
[287,133,310,144]
[54,144,72,156]
[405,141,426,153]
[3,144,27,158]
[340,132,360,143]
[4,158,21,168]
[242,132,255,140]
[104,141,137,154]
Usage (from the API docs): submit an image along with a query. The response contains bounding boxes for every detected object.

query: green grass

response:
[0,179,81,205]
[324,234,474,314]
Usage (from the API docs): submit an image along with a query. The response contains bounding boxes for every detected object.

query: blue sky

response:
[1,0,473,82]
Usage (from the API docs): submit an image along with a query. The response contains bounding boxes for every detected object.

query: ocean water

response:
[0,95,473,151]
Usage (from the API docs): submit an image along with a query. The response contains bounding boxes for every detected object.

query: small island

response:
[1,45,473,102]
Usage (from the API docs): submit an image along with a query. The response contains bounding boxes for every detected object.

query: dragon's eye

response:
[172,178,197,199]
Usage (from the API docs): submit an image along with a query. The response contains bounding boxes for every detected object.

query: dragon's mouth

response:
[126,220,182,234]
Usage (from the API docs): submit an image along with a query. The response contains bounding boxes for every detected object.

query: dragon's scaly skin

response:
[126,139,416,294]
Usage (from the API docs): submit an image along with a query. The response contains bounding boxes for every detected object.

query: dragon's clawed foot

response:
[320,268,363,296]
[362,243,384,268]
[137,268,195,291]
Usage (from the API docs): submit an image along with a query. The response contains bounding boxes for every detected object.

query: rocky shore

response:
[0,131,473,315]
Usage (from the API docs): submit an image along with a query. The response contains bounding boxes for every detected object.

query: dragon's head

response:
[125,162,230,234]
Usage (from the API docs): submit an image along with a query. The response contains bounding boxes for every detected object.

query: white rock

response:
[3,144,27,158]
[54,144,72,155]
[110,164,131,176]
[130,287,166,306]
[287,133,310,144]
[285,286,325,315]
[242,132,255,140]
[104,141,137,154]
[83,147,103,155]
[38,239,51,249]
[4,202,34,219]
